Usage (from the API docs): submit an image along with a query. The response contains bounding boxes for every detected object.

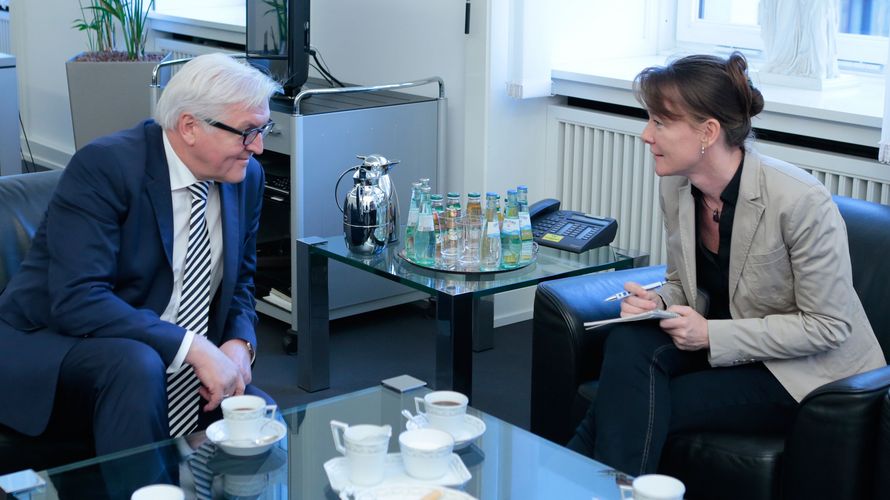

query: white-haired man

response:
[0,53,282,454]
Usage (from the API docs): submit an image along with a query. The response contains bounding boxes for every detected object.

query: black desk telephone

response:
[529,199,618,253]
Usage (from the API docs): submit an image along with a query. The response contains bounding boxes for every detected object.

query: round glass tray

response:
[397,242,538,275]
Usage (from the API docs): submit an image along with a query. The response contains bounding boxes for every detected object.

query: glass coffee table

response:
[22,385,632,499]
[296,235,647,396]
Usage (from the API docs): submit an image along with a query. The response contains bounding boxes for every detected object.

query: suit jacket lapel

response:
[144,123,174,266]
[728,151,765,302]
[212,182,239,336]
[677,182,700,310]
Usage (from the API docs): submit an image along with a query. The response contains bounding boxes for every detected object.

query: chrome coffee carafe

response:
[358,154,400,244]
[335,154,399,255]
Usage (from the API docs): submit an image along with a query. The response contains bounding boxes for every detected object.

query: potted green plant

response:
[66,0,170,150]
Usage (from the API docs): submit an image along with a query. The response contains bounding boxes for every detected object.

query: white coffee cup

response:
[399,428,454,480]
[131,484,184,500]
[414,391,468,435]
[330,420,392,486]
[619,474,686,500]
[221,395,277,442]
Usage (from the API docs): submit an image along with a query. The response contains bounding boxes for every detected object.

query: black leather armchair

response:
[0,170,95,474]
[531,195,890,500]
[875,389,890,499]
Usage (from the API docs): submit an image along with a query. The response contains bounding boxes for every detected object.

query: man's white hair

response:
[153,53,282,129]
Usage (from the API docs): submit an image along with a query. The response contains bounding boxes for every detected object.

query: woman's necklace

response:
[701,196,721,223]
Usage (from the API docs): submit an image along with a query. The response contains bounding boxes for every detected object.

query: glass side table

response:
[296,235,647,398]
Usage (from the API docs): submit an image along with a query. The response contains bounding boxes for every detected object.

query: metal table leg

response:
[435,292,474,401]
[471,295,494,352]
[296,237,330,392]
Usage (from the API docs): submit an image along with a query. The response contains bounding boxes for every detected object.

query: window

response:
[677,0,889,68]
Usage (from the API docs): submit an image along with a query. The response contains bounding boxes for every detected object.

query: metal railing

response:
[149,56,445,116]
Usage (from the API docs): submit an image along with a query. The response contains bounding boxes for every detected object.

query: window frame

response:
[676,0,888,67]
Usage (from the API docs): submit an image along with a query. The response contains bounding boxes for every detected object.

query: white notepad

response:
[584,310,679,330]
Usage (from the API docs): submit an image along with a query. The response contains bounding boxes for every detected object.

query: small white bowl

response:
[632,474,686,500]
[131,484,184,500]
[398,428,454,480]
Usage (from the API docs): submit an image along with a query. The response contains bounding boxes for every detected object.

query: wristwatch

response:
[242,340,256,365]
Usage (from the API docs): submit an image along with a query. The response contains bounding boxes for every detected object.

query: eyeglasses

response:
[204,119,275,146]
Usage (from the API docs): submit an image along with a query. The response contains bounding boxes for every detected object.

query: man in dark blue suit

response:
[0,53,282,455]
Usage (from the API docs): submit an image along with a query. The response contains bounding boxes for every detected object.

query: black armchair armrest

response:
[531,265,666,444]
[782,365,890,500]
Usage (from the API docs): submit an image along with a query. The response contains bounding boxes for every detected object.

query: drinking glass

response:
[440,214,462,268]
[459,216,482,267]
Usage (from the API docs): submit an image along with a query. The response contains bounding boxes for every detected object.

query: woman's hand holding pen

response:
[618,281,710,350]
[619,281,664,316]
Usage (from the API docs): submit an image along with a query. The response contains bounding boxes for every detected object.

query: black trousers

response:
[567,321,797,476]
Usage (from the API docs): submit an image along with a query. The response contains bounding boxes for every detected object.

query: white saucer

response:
[354,484,477,500]
[406,414,486,450]
[205,418,286,457]
[324,452,471,494]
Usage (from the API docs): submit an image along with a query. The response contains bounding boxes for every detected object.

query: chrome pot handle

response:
[334,166,359,214]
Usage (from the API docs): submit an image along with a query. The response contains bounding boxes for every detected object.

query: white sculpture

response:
[759,0,839,79]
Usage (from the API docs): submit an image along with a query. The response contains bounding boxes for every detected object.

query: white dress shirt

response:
[161,131,224,373]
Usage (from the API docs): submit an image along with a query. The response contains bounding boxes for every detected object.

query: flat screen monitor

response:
[245,0,310,97]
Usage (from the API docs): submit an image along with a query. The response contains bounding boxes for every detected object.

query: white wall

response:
[10,0,84,169]
[309,0,468,191]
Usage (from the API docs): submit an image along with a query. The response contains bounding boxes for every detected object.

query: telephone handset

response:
[529,198,618,253]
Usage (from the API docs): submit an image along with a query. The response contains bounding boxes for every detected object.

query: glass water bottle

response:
[480,192,502,271]
[465,192,482,217]
[442,192,463,267]
[431,193,445,263]
[414,186,437,265]
[501,189,522,269]
[403,181,422,259]
[517,185,534,263]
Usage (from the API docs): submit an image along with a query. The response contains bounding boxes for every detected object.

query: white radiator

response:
[0,11,10,55]
[153,38,241,79]
[154,37,241,60]
[547,105,890,265]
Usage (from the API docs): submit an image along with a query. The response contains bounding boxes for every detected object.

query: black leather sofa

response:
[0,170,95,474]
[531,195,890,500]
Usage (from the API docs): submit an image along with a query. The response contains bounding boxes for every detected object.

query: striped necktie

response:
[167,180,213,438]
[188,441,216,500]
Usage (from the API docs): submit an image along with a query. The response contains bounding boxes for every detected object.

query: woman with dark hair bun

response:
[567,52,883,476]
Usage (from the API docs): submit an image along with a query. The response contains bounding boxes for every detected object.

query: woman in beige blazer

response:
[567,52,884,475]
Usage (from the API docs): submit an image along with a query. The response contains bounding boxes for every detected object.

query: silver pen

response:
[604,280,667,302]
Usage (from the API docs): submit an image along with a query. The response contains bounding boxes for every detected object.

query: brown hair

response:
[633,52,764,148]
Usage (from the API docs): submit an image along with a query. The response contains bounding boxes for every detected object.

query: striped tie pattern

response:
[188,441,216,500]
[167,181,213,438]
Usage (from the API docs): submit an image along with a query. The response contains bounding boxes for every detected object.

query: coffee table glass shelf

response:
[22,386,633,499]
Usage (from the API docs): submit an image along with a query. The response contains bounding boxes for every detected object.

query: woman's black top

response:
[692,161,744,320]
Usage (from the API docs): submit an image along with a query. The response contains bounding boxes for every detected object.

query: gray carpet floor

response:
[251,299,533,430]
